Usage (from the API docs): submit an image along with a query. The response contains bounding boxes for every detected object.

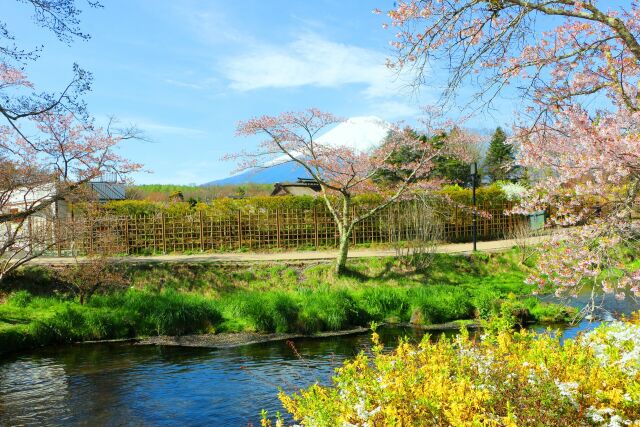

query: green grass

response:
[0,289,222,355]
[0,249,575,356]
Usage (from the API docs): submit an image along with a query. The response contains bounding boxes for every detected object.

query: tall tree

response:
[231,108,477,274]
[430,130,479,187]
[381,1,640,299]
[484,127,514,183]
[378,128,479,187]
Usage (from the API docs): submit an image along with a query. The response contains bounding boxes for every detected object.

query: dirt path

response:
[27,235,549,266]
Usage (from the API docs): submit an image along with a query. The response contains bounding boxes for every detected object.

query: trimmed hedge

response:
[99,184,511,216]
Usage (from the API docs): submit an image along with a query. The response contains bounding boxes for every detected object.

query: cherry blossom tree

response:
[0,1,142,282]
[381,1,640,300]
[232,108,476,274]
[379,1,640,113]
[516,107,640,300]
[0,67,140,282]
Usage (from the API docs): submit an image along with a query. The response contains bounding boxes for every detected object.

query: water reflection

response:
[0,360,71,424]
[0,332,401,426]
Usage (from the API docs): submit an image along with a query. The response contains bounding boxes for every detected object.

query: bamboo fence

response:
[31,200,526,256]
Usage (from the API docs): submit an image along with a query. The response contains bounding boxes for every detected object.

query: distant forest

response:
[127,184,273,202]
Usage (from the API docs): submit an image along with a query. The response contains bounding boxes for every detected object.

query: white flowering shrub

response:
[499,182,528,201]
[583,321,640,377]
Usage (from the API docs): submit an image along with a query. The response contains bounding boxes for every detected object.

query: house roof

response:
[271,178,321,196]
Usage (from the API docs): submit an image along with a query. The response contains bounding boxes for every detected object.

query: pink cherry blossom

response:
[382,1,640,299]
[0,65,141,281]
[230,108,478,274]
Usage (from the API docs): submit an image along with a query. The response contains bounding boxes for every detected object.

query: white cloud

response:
[95,114,204,137]
[222,33,412,98]
[126,118,205,136]
[171,3,254,46]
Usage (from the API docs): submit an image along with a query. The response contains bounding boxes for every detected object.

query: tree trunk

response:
[335,228,351,275]
[331,193,353,275]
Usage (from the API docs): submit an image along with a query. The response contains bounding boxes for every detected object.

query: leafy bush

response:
[270,320,640,426]
[471,289,501,319]
[498,181,528,201]
[437,183,510,206]
[101,185,511,217]
[0,326,32,354]
[32,305,88,343]
[102,200,162,216]
[91,289,222,336]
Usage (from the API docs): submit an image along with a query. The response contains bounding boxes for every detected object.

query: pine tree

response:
[484,127,514,183]
[374,127,475,187]
[428,130,474,186]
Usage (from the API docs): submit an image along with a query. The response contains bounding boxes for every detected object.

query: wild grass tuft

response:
[6,290,33,308]
[408,286,475,324]
[221,292,299,333]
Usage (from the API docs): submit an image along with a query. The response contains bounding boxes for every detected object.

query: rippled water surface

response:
[0,328,433,426]
[0,292,636,426]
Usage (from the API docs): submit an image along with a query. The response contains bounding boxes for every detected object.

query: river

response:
[0,292,637,426]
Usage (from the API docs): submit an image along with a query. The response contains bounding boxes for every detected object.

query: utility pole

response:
[470,162,478,251]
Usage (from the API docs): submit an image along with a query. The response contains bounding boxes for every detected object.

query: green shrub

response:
[101,185,510,218]
[39,305,88,342]
[0,326,32,354]
[437,183,509,206]
[471,290,501,319]
[83,309,133,340]
[102,200,162,216]
[113,290,222,335]
[525,298,576,323]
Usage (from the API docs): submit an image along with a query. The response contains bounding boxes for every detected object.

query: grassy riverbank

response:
[0,250,574,356]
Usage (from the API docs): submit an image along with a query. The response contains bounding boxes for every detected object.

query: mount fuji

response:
[202,116,392,186]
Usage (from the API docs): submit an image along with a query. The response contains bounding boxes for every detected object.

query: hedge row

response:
[85,184,513,216]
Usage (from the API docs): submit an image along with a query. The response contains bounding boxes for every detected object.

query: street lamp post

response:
[470,162,478,252]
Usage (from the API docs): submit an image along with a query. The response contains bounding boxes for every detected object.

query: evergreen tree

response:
[484,127,515,183]
[374,128,474,187]
[429,131,473,186]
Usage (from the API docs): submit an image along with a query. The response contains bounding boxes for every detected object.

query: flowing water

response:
[0,293,637,426]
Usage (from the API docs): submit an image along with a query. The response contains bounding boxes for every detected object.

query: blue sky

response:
[5,1,516,184]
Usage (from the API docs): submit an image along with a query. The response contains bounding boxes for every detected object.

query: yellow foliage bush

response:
[265,321,640,426]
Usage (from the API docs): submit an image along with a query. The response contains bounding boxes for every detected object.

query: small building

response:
[271,178,321,196]
[2,175,126,220]
[88,177,126,202]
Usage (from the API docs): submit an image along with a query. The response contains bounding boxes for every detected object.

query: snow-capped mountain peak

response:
[203,116,392,186]
[316,116,392,152]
